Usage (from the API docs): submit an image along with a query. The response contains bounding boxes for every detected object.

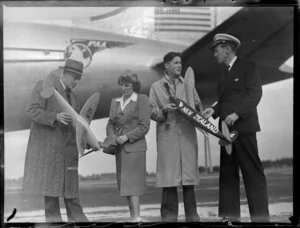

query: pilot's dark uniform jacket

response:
[212,57,270,222]
[23,62,88,222]
[213,58,261,133]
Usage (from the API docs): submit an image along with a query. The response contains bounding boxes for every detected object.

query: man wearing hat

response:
[23,59,89,222]
[203,34,270,222]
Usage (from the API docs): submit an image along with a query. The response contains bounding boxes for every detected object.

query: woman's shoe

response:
[131,217,148,222]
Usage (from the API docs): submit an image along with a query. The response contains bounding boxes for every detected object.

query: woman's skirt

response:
[115,147,146,196]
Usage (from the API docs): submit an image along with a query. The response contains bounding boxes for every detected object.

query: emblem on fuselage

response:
[64,39,134,68]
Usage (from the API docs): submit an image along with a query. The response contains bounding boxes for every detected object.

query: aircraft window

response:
[4,48,65,62]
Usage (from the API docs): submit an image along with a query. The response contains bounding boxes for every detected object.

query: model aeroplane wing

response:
[76,92,101,156]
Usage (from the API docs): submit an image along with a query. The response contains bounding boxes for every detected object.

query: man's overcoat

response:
[23,69,81,198]
[149,75,202,187]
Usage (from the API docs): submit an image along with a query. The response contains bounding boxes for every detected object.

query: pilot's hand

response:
[56,112,72,125]
[203,108,215,119]
[163,103,177,112]
[117,135,128,145]
[225,113,239,127]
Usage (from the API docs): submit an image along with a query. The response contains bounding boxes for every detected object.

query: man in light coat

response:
[149,52,202,222]
[23,59,88,222]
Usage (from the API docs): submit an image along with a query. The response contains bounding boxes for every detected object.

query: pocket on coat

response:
[157,123,171,137]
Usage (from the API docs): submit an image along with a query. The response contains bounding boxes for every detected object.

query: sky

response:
[3,7,293,179]
[4,78,293,179]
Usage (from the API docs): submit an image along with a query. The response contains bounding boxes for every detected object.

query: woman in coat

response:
[106,69,151,222]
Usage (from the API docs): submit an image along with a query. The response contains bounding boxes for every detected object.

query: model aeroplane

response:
[166,67,237,154]
[40,72,101,157]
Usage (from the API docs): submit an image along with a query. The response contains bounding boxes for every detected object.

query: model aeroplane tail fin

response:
[76,92,101,156]
[79,93,100,124]
[219,121,239,155]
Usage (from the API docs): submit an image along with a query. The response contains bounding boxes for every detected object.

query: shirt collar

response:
[164,73,184,84]
[116,92,138,102]
[228,56,237,71]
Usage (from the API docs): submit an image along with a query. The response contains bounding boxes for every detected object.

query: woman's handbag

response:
[100,135,120,155]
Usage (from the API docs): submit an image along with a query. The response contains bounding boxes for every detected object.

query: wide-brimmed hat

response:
[211,33,241,50]
[59,59,84,79]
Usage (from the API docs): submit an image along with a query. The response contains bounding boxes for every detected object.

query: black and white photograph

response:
[2,1,294,225]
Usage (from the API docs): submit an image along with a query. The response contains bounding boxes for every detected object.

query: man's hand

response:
[117,135,128,144]
[225,113,239,127]
[56,112,72,125]
[163,103,177,112]
[203,108,215,119]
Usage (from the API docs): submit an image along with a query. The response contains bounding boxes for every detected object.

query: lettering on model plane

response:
[178,100,219,134]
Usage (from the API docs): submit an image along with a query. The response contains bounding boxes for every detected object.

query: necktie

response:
[223,65,231,90]
[224,65,229,80]
[65,88,72,104]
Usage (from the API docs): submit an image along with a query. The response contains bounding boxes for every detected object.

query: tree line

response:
[78,157,293,180]
[5,157,293,183]
[199,157,293,173]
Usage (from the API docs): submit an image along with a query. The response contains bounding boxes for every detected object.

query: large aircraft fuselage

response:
[4,21,182,131]
[4,59,163,131]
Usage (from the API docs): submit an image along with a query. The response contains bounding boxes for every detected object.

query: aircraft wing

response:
[4,7,293,132]
[156,7,293,107]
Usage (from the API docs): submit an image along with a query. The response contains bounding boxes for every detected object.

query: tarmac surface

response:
[4,167,293,223]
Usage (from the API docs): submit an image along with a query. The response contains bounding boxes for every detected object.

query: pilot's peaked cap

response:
[211,33,241,50]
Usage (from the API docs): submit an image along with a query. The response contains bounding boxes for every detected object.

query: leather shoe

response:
[221,217,240,223]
